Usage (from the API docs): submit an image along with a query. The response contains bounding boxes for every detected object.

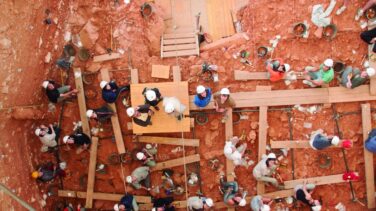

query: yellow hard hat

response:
[31,171,39,179]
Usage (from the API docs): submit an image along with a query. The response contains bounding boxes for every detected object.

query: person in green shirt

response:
[126,166,151,190]
[136,144,158,167]
[340,66,375,89]
[303,59,334,87]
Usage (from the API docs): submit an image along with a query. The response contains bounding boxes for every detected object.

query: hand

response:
[346,81,352,88]
[371,37,376,44]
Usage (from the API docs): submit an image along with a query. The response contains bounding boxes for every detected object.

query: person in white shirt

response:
[253,153,283,189]
[35,124,59,152]
[163,97,186,120]
[224,136,247,166]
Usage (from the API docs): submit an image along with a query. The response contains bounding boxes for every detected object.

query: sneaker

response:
[355,9,364,21]
[336,6,346,15]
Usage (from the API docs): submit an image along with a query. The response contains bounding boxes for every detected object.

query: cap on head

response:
[331,136,340,146]
[366,67,375,77]
[324,59,334,67]
[86,109,94,118]
[267,153,276,159]
[31,171,39,179]
[113,204,119,211]
[126,176,133,183]
[205,198,213,207]
[136,152,145,160]
[42,81,49,89]
[126,107,135,117]
[196,85,206,94]
[35,128,41,136]
[220,88,230,95]
[260,204,271,211]
[164,102,175,113]
[100,80,108,89]
[63,136,70,144]
[146,144,152,149]
[238,199,246,207]
[145,90,157,101]
[284,63,291,72]
[311,205,322,211]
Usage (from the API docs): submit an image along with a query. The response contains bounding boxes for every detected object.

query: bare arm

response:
[362,0,376,11]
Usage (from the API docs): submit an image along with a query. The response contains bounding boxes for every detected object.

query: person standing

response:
[294,181,322,211]
[303,59,334,87]
[309,129,340,150]
[213,88,236,122]
[194,85,212,108]
[35,123,60,152]
[142,87,163,110]
[100,80,130,104]
[126,105,154,127]
[42,80,78,103]
[163,97,186,120]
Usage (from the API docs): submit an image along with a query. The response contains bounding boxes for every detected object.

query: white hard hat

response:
[205,198,213,207]
[86,109,94,118]
[100,80,108,89]
[42,81,49,89]
[224,147,233,155]
[196,85,206,94]
[145,90,157,101]
[260,204,271,211]
[311,205,322,211]
[284,63,291,72]
[35,128,41,136]
[126,176,133,183]
[146,144,152,149]
[324,59,334,67]
[164,102,175,113]
[220,88,230,95]
[63,136,70,144]
[136,152,145,160]
[151,208,156,211]
[113,204,119,211]
[366,67,375,77]
[331,136,340,146]
[238,199,246,207]
[267,153,276,159]
[126,107,135,117]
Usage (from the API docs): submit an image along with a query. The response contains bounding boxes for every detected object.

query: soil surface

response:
[1,0,376,210]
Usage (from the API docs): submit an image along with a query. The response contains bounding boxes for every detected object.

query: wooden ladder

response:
[161,32,199,58]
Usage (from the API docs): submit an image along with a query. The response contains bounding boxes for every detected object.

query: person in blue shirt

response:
[309,129,340,150]
[194,85,212,108]
[100,80,130,103]
[365,129,376,153]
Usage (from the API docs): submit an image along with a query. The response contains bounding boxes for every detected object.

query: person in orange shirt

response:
[265,58,290,82]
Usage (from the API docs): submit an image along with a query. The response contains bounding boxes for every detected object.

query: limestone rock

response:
[0,38,11,49]
[79,21,99,49]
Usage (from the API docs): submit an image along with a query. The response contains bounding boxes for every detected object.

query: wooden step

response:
[163,37,196,45]
[162,49,198,57]
[163,33,196,39]
[135,136,199,147]
[151,154,200,172]
[163,43,197,51]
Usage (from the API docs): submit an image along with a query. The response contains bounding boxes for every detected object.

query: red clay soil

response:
[1,0,376,210]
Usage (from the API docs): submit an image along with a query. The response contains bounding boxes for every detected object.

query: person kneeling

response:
[127,105,154,127]
[253,153,284,189]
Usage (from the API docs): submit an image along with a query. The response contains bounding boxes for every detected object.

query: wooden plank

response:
[257,106,268,195]
[361,103,376,209]
[370,78,376,95]
[163,37,196,45]
[130,82,190,134]
[256,86,271,91]
[164,43,197,51]
[173,66,181,82]
[200,32,249,52]
[328,85,376,103]
[85,137,98,208]
[93,53,121,62]
[162,49,198,58]
[225,108,235,182]
[100,69,126,154]
[73,68,91,136]
[234,70,305,81]
[152,65,170,79]
[163,33,195,39]
[58,190,151,203]
[261,189,295,199]
[283,174,349,189]
[206,0,235,41]
[151,154,200,172]
[270,140,342,149]
[136,136,199,147]
[131,69,139,84]
[139,200,187,210]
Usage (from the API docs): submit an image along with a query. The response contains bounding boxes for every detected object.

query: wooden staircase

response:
[161,32,199,58]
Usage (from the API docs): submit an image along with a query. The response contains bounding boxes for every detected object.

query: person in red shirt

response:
[266,58,290,82]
